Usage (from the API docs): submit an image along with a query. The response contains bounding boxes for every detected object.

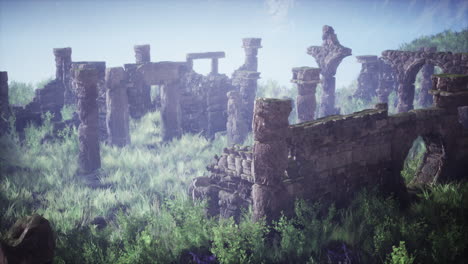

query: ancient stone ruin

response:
[191,74,468,222]
[54,47,73,105]
[307,25,352,117]
[105,67,130,147]
[291,67,321,123]
[353,55,380,101]
[0,71,9,134]
[376,57,398,103]
[381,49,468,112]
[418,47,437,108]
[75,64,101,183]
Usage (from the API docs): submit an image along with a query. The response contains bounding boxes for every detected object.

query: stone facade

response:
[105,67,130,147]
[75,65,101,180]
[227,91,248,145]
[291,67,321,123]
[192,74,468,221]
[381,50,468,112]
[307,25,352,117]
[354,55,379,101]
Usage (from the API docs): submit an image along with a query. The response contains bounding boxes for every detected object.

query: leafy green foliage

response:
[8,81,35,106]
[385,241,415,264]
[399,29,468,53]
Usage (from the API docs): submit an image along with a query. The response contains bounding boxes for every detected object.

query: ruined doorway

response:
[414,65,442,109]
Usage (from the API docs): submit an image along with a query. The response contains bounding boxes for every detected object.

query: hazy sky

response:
[0,0,467,88]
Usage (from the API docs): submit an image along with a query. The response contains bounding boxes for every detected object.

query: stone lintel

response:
[53,47,72,57]
[186,52,226,60]
[356,55,378,63]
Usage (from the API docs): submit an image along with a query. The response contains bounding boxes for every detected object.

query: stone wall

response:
[189,145,254,221]
[0,72,9,134]
[381,50,468,112]
[192,74,468,221]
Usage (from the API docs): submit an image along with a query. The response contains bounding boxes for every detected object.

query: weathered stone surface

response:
[3,214,55,264]
[0,71,9,134]
[75,65,101,175]
[54,47,73,105]
[252,98,292,222]
[354,55,379,101]
[381,49,468,112]
[227,91,248,145]
[430,74,468,113]
[377,58,397,103]
[459,106,468,129]
[105,67,130,147]
[134,44,151,64]
[292,67,320,123]
[418,47,437,108]
[307,25,352,117]
[161,79,182,141]
[239,38,262,72]
[72,62,107,141]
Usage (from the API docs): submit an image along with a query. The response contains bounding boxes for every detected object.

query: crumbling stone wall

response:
[189,145,254,221]
[377,58,397,103]
[192,74,468,221]
[308,25,352,117]
[418,47,437,108]
[54,47,73,105]
[381,50,468,112]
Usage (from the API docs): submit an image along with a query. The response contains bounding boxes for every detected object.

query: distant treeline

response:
[399,28,468,53]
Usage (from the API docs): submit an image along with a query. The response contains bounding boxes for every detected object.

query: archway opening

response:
[401,136,426,185]
[414,65,443,109]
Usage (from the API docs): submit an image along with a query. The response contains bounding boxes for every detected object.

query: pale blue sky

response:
[1,0,467,88]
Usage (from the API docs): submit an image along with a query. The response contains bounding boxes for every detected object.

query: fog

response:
[1,0,467,88]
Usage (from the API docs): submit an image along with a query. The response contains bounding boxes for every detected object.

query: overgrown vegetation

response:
[1,107,467,263]
[399,28,468,53]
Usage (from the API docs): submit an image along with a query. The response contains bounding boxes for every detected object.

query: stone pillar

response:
[307,25,352,117]
[161,80,182,141]
[459,106,468,129]
[105,67,130,147]
[72,62,106,140]
[430,74,468,113]
[252,98,292,222]
[134,44,151,64]
[241,38,262,71]
[227,91,248,146]
[354,55,379,101]
[53,47,73,105]
[75,65,101,178]
[0,71,9,133]
[377,58,396,103]
[238,71,260,132]
[211,58,219,74]
[418,47,437,108]
[291,67,321,123]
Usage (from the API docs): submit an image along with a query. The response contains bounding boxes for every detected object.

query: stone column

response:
[238,71,260,132]
[459,106,468,129]
[307,25,352,117]
[241,38,262,71]
[72,62,107,140]
[105,67,130,147]
[161,80,182,141]
[75,65,101,178]
[354,55,379,101]
[211,58,219,74]
[0,71,9,133]
[134,44,151,64]
[252,98,292,222]
[418,47,437,108]
[377,58,396,103]
[291,67,321,123]
[53,47,73,105]
[227,91,248,146]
